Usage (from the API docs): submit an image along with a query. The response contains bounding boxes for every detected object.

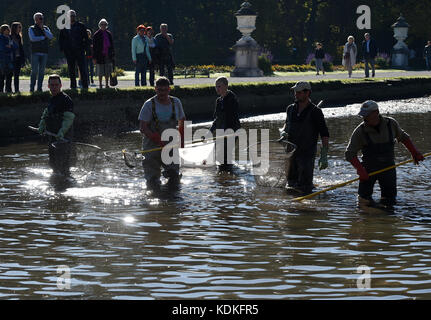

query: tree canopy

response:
[1,0,430,67]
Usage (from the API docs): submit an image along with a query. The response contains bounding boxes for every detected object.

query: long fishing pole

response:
[292,152,431,202]
[28,126,102,150]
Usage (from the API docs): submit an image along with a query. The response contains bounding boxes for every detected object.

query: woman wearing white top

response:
[342,36,357,78]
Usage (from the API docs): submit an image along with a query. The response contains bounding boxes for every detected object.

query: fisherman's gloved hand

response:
[350,157,369,181]
[318,145,328,170]
[278,131,288,143]
[149,132,165,147]
[38,108,49,134]
[38,120,46,134]
[402,138,424,165]
[56,111,75,141]
[56,129,65,140]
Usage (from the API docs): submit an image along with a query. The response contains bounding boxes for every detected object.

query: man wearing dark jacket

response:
[210,76,241,172]
[59,10,89,89]
[280,81,329,195]
[37,75,75,176]
[362,33,377,78]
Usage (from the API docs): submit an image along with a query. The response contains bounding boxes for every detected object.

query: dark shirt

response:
[285,102,329,155]
[361,38,377,59]
[424,45,431,58]
[59,21,89,54]
[285,103,329,137]
[154,33,173,50]
[46,92,74,137]
[315,48,324,59]
[92,29,114,64]
[210,90,241,132]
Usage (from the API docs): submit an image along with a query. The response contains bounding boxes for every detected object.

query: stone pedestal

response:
[231,39,263,77]
[391,14,410,68]
[230,2,263,77]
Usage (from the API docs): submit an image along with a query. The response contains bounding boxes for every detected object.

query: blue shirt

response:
[28,25,53,56]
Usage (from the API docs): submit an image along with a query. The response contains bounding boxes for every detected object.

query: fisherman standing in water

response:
[138,77,186,189]
[345,100,424,207]
[279,81,330,195]
[209,76,241,172]
[37,74,75,176]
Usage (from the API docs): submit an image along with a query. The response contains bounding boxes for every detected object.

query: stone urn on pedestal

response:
[391,14,410,68]
[230,2,263,77]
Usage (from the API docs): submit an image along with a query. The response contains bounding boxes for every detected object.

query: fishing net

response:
[251,140,297,188]
[50,141,105,174]
[72,144,106,172]
[122,150,144,169]
[179,141,216,168]
[122,140,218,170]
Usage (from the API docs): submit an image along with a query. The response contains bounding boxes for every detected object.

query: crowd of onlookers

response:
[1,9,431,94]
[0,9,175,93]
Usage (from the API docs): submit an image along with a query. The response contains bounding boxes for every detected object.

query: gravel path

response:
[17,70,431,92]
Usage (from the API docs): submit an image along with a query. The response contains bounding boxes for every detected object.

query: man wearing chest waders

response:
[346,100,424,207]
[138,77,186,189]
[37,74,75,176]
[280,81,330,195]
[210,76,241,173]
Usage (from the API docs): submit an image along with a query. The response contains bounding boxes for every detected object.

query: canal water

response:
[1,97,431,299]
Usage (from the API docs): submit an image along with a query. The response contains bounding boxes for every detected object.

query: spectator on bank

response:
[10,22,25,93]
[28,12,53,92]
[342,36,357,78]
[132,25,152,87]
[362,33,377,78]
[154,23,174,85]
[84,29,94,86]
[59,10,89,89]
[314,42,325,75]
[93,19,115,89]
[424,41,431,71]
[145,26,157,87]
[0,24,18,93]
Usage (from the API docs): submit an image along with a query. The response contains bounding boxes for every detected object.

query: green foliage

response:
[258,55,273,75]
[3,77,431,108]
[272,64,315,72]
[59,64,69,77]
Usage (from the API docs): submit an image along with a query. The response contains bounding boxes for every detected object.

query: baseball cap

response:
[291,81,311,92]
[358,100,379,117]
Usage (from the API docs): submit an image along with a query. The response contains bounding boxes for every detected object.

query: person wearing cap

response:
[132,25,152,87]
[279,81,330,195]
[59,10,89,90]
[345,100,424,206]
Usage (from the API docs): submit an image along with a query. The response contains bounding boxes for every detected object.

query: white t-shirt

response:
[138,96,185,123]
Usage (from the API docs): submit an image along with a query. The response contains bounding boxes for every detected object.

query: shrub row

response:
[2,77,431,108]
